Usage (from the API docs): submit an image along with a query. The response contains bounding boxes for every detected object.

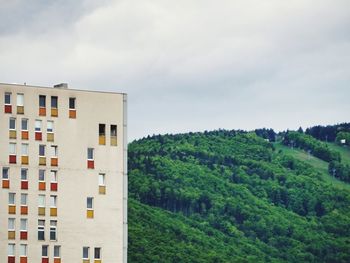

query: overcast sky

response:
[1,0,349,140]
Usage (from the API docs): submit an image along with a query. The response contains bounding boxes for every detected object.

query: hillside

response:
[128,131,350,262]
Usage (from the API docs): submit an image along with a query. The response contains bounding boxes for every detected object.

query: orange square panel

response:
[21,206,28,215]
[2,179,10,189]
[54,258,61,263]
[69,109,76,118]
[39,182,46,190]
[39,107,46,116]
[21,131,29,140]
[20,257,28,263]
[51,157,58,166]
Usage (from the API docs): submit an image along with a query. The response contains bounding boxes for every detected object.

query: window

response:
[54,246,61,258]
[87,197,93,209]
[111,125,117,136]
[42,245,48,257]
[20,244,27,257]
[50,195,57,207]
[39,95,46,107]
[51,171,57,182]
[17,93,24,106]
[83,247,89,259]
[21,194,28,206]
[38,220,45,241]
[8,218,15,230]
[99,124,106,136]
[39,170,45,181]
[99,173,105,186]
[35,120,42,131]
[3,167,9,180]
[8,244,15,256]
[21,169,28,181]
[9,118,16,130]
[50,220,57,240]
[39,195,46,207]
[47,121,54,133]
[21,119,28,131]
[20,219,27,232]
[39,145,45,156]
[51,145,58,157]
[51,96,58,108]
[9,193,15,205]
[69,97,76,109]
[94,247,101,259]
[9,143,16,155]
[21,144,29,156]
[87,148,94,160]
[5,93,11,105]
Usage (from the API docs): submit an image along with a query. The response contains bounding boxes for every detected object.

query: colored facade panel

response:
[9,130,17,139]
[5,104,12,113]
[99,186,106,195]
[21,131,29,140]
[47,133,54,142]
[38,207,45,216]
[21,181,28,190]
[51,183,58,191]
[39,182,46,190]
[17,105,24,114]
[51,108,58,117]
[8,256,15,263]
[21,206,28,215]
[20,257,28,263]
[50,207,58,217]
[35,132,42,141]
[39,107,46,116]
[87,160,95,169]
[9,155,17,164]
[8,205,16,214]
[8,231,15,239]
[2,179,10,188]
[39,157,46,166]
[87,210,94,218]
[20,231,28,240]
[51,158,58,167]
[21,156,29,165]
[69,109,76,118]
[111,136,117,146]
[99,136,106,145]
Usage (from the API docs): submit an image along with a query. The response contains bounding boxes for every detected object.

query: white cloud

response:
[0,0,349,140]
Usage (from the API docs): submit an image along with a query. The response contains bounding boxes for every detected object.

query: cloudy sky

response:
[1,0,349,140]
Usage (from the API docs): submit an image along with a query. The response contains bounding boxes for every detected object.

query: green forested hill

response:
[128,131,350,263]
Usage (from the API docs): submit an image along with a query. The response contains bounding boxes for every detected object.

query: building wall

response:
[0,83,127,263]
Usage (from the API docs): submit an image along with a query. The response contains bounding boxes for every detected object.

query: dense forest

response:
[128,129,350,262]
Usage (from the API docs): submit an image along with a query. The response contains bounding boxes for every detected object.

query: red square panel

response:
[87,160,95,169]
[42,258,49,263]
[8,256,15,263]
[20,231,28,240]
[51,182,58,191]
[35,132,42,141]
[5,105,12,113]
[21,181,28,190]
[9,155,16,164]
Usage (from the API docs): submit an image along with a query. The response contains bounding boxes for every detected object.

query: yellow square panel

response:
[87,210,94,218]
[8,231,15,239]
[99,186,106,195]
[17,106,24,114]
[51,108,58,117]
[99,136,106,145]
[22,155,29,165]
[9,130,17,139]
[50,207,57,216]
[39,157,46,166]
[94,260,102,263]
[83,260,90,263]
[111,136,117,146]
[47,133,54,142]
[8,205,16,214]
[38,207,45,216]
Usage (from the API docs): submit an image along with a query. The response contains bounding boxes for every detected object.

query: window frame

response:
[5,92,12,105]
[9,143,16,155]
[2,167,9,180]
[87,148,94,160]
[50,220,57,241]
[47,120,54,133]
[83,247,90,260]
[35,120,42,132]
[17,93,24,106]
[21,118,28,131]
[8,218,15,231]
[8,243,15,256]
[21,193,28,206]
[9,193,15,205]
[94,247,101,259]
[51,96,58,109]
[9,117,16,130]
[38,220,45,241]
[21,168,28,181]
[39,95,46,108]
[69,97,76,109]
[87,197,94,210]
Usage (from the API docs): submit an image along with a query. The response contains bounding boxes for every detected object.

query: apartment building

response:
[0,83,127,263]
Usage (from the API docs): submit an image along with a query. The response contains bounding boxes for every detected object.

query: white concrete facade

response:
[0,83,127,263]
